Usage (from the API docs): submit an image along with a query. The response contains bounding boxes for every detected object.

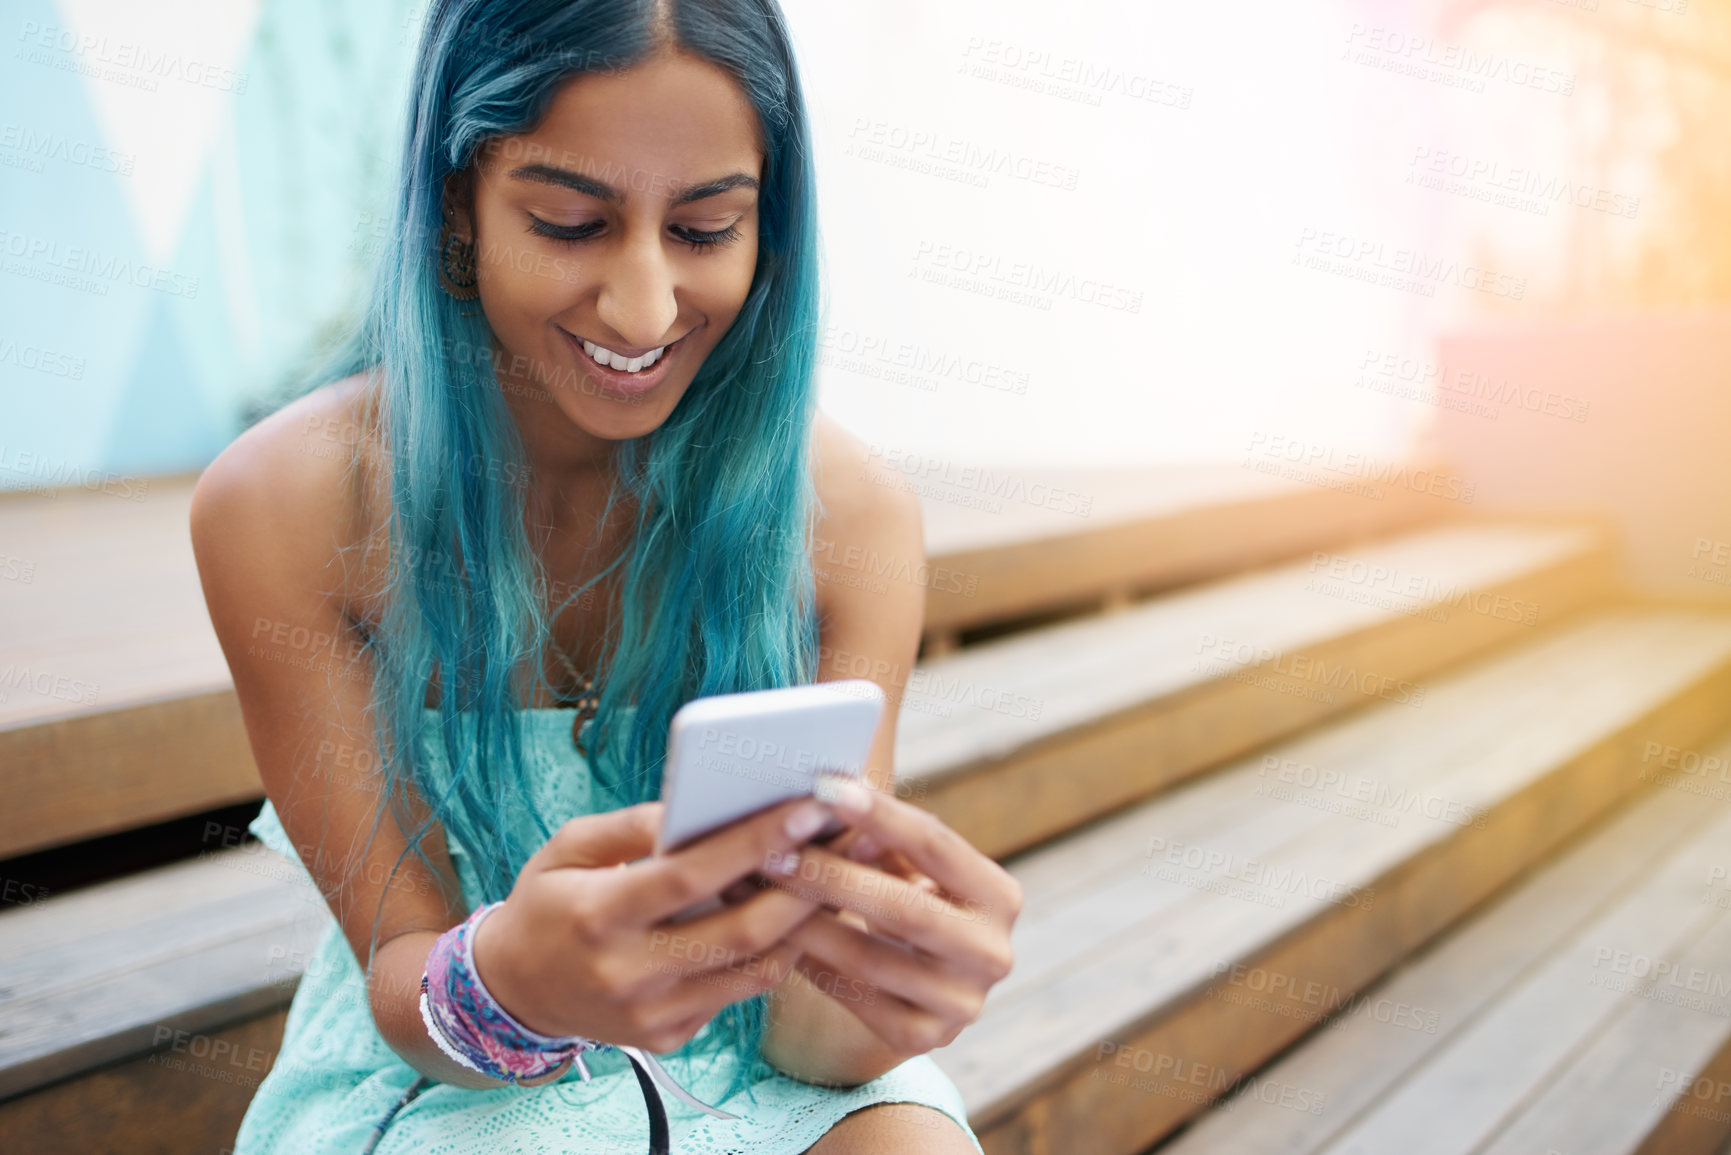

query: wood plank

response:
[1160,772,1723,1155]
[0,473,224,731]
[1480,910,1731,1155]
[0,474,252,857]
[0,690,263,859]
[1079,621,1730,1155]
[901,523,1608,786]
[0,510,1604,859]
[966,612,1648,1042]
[0,844,327,1101]
[0,1008,289,1155]
[926,609,1731,1154]
[0,464,1425,731]
[903,522,1614,858]
[0,464,1442,859]
[0,578,1629,1111]
[1,620,1715,1135]
[0,835,316,965]
[915,463,1449,634]
[1310,791,1731,1154]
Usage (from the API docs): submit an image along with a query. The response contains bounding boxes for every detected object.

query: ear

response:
[441,166,478,245]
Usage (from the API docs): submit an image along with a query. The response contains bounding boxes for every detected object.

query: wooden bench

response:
[7,461,1704,1155]
[905,521,1613,857]
[0,842,328,1102]
[8,607,1731,1154]
[0,479,1473,1091]
[0,465,1445,861]
[911,463,1448,647]
[929,609,1731,1154]
[1160,731,1731,1155]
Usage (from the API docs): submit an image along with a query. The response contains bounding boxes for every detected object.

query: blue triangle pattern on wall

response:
[100,292,230,477]
[3,0,426,487]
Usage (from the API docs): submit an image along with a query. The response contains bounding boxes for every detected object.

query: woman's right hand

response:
[468,797,833,1054]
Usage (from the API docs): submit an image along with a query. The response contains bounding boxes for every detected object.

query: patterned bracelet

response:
[419,901,606,1085]
[416,902,742,1127]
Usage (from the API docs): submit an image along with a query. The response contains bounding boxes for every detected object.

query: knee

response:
[804,1101,976,1155]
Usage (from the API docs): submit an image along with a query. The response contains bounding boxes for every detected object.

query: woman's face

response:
[451,52,764,450]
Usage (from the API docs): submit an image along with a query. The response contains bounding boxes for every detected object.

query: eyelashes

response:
[672,222,744,251]
[524,214,743,252]
[525,216,603,244]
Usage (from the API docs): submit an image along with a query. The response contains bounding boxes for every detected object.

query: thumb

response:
[535,802,662,870]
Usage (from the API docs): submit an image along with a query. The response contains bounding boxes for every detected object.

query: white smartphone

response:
[655,679,885,857]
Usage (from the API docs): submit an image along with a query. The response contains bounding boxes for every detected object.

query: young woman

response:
[189,1,1020,1152]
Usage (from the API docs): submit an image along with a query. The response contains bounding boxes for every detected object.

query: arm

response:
[759,417,931,1087]
[190,388,507,1090]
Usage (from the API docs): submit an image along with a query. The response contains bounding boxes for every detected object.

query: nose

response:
[593,227,679,351]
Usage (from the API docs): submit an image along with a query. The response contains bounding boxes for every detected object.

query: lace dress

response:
[229,706,980,1155]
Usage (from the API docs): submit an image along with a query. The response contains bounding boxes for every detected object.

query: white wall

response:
[788,0,1445,467]
[786,0,1670,468]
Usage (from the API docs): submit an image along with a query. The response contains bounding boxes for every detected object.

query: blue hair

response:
[307,0,823,1103]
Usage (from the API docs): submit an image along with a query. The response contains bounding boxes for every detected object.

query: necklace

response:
[549,635,601,756]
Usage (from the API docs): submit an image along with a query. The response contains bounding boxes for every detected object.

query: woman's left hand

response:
[764,780,1023,1057]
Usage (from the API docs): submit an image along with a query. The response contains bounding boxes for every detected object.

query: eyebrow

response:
[506,164,759,206]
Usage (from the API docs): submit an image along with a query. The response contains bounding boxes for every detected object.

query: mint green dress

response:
[232,708,981,1155]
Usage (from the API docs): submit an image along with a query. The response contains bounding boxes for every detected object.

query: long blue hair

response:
[308,0,823,1098]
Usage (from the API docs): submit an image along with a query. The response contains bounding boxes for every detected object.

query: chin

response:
[557,379,687,439]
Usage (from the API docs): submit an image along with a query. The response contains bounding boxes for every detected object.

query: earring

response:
[437,223,480,301]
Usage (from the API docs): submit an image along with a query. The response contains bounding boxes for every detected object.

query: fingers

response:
[640,886,820,981]
[844,834,940,895]
[788,908,980,1018]
[790,951,960,1057]
[718,877,761,905]
[664,938,806,1021]
[825,783,1020,925]
[625,939,807,1052]
[764,843,998,965]
[605,796,834,926]
[534,803,662,870]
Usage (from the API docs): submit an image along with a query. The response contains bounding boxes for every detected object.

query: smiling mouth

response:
[569,332,685,374]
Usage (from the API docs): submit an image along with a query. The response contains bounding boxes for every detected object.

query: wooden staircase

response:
[2,463,1725,1155]
[1157,731,1731,1155]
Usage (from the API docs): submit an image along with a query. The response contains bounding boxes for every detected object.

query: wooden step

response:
[900,521,1613,858]
[0,520,1616,1104]
[0,840,327,1102]
[0,475,255,860]
[0,1007,289,1155]
[1159,732,1731,1155]
[0,464,1443,860]
[926,608,1731,1155]
[913,462,1449,640]
[3,608,1712,1140]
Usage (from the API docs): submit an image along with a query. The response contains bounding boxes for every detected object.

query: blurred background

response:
[3,0,1728,595]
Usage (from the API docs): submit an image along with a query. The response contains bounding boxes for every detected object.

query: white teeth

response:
[579,337,667,374]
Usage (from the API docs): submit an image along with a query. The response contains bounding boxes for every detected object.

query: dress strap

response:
[358,1075,429,1155]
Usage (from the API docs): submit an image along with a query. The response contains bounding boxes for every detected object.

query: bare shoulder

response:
[808,410,925,620]
[810,410,923,549]
[189,372,381,619]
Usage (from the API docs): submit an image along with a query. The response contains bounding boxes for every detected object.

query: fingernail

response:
[813,770,852,805]
[785,801,829,841]
[766,849,801,877]
[831,781,873,816]
[846,834,880,862]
